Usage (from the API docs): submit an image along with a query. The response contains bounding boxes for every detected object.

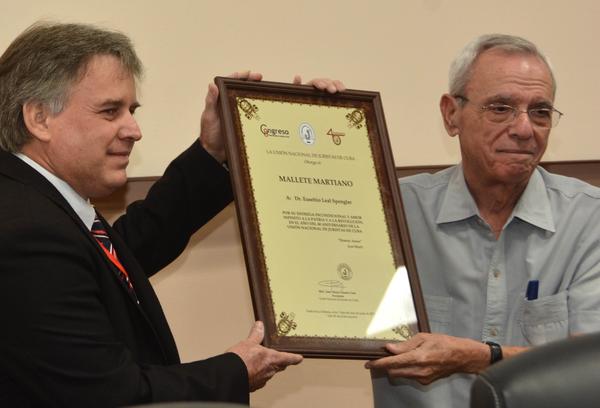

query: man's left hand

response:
[199,71,262,163]
[365,333,490,385]
[199,73,346,163]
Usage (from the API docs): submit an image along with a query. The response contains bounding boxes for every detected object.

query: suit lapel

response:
[0,151,138,304]
[0,150,180,363]
[0,150,77,216]
[100,215,181,363]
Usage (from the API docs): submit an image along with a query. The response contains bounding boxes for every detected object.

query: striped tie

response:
[91,214,138,302]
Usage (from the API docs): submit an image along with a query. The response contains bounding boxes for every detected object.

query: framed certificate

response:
[216,78,429,359]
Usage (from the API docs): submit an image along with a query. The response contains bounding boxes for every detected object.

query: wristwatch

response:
[484,341,503,364]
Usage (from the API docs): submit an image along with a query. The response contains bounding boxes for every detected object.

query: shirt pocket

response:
[519,291,568,346]
[424,295,452,334]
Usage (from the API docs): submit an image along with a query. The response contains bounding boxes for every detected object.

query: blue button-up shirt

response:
[372,164,600,407]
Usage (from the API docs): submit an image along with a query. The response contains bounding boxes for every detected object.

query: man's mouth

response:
[108,150,131,157]
[496,149,534,155]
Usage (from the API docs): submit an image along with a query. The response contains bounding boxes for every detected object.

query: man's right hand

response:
[227,321,303,391]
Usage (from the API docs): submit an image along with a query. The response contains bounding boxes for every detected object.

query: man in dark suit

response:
[0,22,346,407]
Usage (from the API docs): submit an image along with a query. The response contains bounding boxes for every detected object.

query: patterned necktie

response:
[91,214,139,303]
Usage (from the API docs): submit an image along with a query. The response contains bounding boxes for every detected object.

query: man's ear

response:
[22,101,52,142]
[439,94,460,137]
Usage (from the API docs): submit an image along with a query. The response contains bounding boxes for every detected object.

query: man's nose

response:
[119,112,142,141]
[508,110,535,140]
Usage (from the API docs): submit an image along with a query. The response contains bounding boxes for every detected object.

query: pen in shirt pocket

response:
[526,280,539,300]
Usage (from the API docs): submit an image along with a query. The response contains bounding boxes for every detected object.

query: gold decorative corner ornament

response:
[277,312,297,336]
[392,324,414,340]
[346,109,365,129]
[238,98,260,120]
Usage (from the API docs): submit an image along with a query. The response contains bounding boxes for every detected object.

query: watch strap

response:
[484,341,503,364]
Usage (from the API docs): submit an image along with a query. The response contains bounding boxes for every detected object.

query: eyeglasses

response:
[454,95,564,129]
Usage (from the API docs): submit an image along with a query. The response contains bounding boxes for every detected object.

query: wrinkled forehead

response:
[466,49,555,101]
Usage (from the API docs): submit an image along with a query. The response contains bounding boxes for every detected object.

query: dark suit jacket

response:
[0,143,249,407]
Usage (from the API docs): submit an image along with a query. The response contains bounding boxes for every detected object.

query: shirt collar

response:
[512,168,555,232]
[436,164,479,224]
[14,153,96,230]
[436,164,555,232]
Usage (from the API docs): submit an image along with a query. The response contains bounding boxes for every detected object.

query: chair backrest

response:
[470,332,600,408]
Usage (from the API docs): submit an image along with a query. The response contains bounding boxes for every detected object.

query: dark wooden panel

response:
[540,161,600,187]
[92,177,156,219]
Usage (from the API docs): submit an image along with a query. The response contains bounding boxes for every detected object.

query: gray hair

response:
[448,33,556,99]
[0,22,143,152]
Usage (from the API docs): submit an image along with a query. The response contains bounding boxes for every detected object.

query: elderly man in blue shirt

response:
[367,33,600,407]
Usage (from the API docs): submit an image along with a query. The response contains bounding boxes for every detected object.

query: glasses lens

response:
[482,104,561,128]
[483,104,514,123]
[528,108,554,128]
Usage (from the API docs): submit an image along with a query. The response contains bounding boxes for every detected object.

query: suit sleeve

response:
[0,214,248,407]
[113,141,234,276]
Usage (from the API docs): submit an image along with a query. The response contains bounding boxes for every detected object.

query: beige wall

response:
[3,1,600,407]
